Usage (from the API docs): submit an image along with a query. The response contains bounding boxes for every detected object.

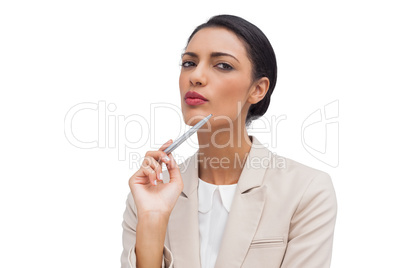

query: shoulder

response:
[266,152,333,188]
[259,151,336,210]
[249,136,333,191]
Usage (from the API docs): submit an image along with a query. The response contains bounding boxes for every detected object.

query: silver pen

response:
[163,114,212,154]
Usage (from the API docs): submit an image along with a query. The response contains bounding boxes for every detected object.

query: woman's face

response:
[179,27,255,128]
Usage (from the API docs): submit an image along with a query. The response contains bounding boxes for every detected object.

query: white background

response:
[1,0,401,267]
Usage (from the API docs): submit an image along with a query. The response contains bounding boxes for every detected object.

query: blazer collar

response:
[168,135,272,267]
[180,135,272,196]
[215,136,271,267]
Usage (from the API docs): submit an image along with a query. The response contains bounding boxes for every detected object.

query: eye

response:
[215,62,233,70]
[181,61,196,68]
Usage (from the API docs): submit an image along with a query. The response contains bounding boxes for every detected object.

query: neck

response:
[197,121,252,185]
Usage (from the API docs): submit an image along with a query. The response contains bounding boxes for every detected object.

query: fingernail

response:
[154,180,157,186]
[163,156,170,162]
[159,173,164,181]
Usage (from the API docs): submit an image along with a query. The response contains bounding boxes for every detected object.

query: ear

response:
[248,77,270,104]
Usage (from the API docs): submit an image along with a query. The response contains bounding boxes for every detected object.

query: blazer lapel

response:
[215,136,271,267]
[167,152,201,268]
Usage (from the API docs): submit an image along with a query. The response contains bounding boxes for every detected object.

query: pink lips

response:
[184,91,208,106]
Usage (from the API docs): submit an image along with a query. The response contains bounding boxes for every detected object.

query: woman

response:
[121,15,337,268]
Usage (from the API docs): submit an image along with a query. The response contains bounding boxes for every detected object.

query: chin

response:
[182,108,211,126]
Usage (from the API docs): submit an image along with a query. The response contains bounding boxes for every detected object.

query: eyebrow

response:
[181,51,240,63]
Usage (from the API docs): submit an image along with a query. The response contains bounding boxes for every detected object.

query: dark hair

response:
[186,15,277,126]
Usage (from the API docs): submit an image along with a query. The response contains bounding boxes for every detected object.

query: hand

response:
[128,140,184,219]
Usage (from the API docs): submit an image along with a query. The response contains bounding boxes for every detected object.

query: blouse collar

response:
[198,178,237,213]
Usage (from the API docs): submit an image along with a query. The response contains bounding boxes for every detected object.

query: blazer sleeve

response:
[281,172,337,268]
[121,193,174,268]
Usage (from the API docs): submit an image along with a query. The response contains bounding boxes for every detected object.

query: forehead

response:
[186,27,248,57]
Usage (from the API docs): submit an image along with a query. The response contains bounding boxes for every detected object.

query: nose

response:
[189,65,207,87]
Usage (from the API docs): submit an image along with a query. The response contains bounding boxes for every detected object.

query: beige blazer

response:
[121,136,337,268]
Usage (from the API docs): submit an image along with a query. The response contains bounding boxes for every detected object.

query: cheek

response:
[209,76,250,119]
[214,75,250,101]
[179,72,187,95]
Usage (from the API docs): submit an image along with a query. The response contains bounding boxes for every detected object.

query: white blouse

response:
[198,178,237,268]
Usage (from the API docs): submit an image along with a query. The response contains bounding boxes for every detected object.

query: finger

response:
[145,150,171,165]
[141,156,163,181]
[158,139,173,164]
[166,153,182,185]
[143,166,158,186]
[159,139,173,151]
[129,165,157,186]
